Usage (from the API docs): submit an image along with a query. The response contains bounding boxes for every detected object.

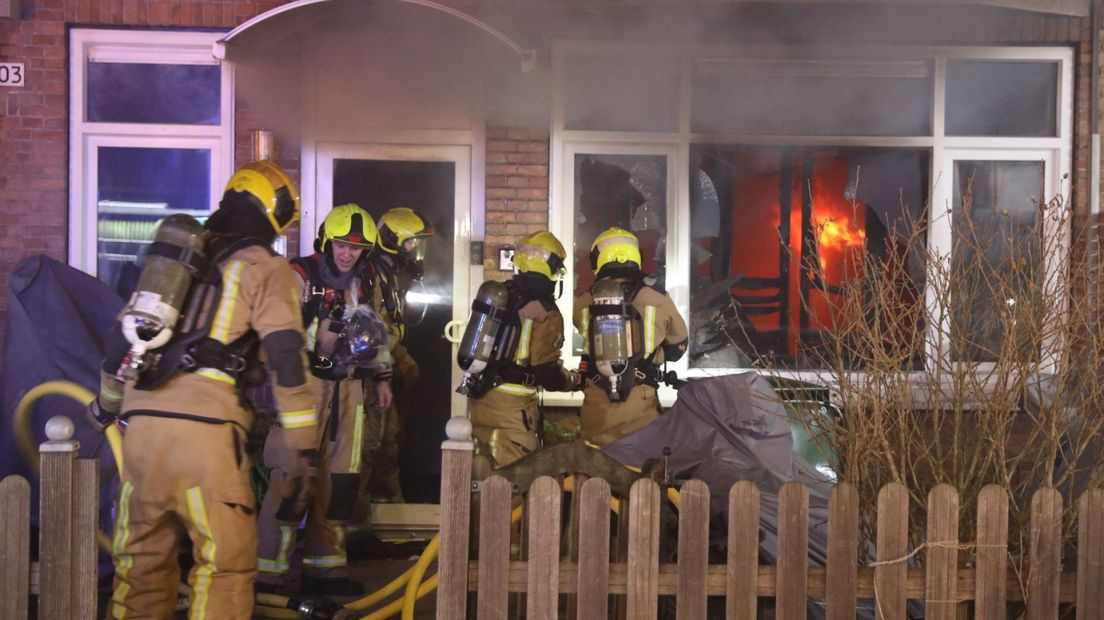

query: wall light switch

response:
[498,247,515,271]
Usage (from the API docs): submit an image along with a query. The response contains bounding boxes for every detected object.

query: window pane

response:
[87,62,221,125]
[689,146,929,370]
[96,147,211,296]
[573,153,668,354]
[945,61,1057,137]
[565,54,680,132]
[692,60,932,136]
[951,160,1044,362]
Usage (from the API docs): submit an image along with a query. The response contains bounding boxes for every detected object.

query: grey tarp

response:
[604,372,834,565]
[0,255,124,526]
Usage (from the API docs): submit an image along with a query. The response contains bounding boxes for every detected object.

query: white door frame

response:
[313,142,475,416]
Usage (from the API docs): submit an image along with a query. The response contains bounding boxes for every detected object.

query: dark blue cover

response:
[0,255,125,525]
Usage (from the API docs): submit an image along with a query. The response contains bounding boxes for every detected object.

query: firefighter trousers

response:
[469,386,540,468]
[257,377,365,587]
[579,382,662,447]
[362,384,403,502]
[110,415,257,620]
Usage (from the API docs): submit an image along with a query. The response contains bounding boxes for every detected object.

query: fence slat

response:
[777,481,809,620]
[437,439,474,620]
[477,476,512,620]
[74,459,99,620]
[1028,487,1062,620]
[565,473,587,620]
[39,442,77,620]
[826,482,858,620]
[925,484,960,620]
[1077,488,1104,620]
[577,478,611,619]
[875,482,908,620]
[627,478,660,620]
[727,481,759,620]
[526,476,561,620]
[975,484,1008,619]
[0,476,30,620]
[676,480,710,620]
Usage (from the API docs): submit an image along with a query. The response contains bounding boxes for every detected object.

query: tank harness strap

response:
[471,298,510,321]
[147,241,209,275]
[179,331,263,385]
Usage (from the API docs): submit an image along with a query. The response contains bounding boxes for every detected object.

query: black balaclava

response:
[512,271,556,301]
[205,192,277,258]
[596,262,642,282]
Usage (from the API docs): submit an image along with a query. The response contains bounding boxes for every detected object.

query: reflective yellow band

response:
[581,307,590,354]
[515,318,533,364]
[195,368,236,385]
[350,404,365,472]
[185,487,218,620]
[101,384,122,401]
[306,318,320,353]
[209,260,245,344]
[257,558,290,574]
[110,482,135,619]
[259,525,295,574]
[644,305,656,355]
[303,554,347,568]
[279,409,317,429]
[494,382,537,396]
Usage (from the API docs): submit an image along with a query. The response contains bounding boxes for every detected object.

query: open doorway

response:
[325,150,469,502]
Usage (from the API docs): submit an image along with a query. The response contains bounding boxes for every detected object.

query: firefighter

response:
[573,227,688,447]
[461,231,578,467]
[256,204,392,597]
[86,160,318,619]
[361,207,434,502]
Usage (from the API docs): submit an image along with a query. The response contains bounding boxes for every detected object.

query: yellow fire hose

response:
[13,379,124,551]
[15,383,685,620]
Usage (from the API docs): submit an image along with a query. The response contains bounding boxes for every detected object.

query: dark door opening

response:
[333,158,455,502]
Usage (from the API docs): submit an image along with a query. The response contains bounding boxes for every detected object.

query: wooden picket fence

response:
[0,421,101,620]
[436,439,1104,619]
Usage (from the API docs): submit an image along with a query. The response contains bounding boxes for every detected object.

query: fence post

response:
[437,416,475,620]
[38,415,79,620]
[874,482,908,620]
[975,484,1008,619]
[826,482,858,620]
[777,481,809,620]
[925,484,960,620]
[626,478,660,619]
[0,475,30,619]
[1076,488,1104,620]
[526,477,561,620]
[74,458,100,619]
[727,480,759,620]
[1028,488,1062,620]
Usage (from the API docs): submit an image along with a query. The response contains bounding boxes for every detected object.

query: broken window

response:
[572,153,668,354]
[688,146,929,370]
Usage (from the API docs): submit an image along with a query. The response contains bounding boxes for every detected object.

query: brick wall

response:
[0,0,299,364]
[482,127,551,281]
[0,3,1101,365]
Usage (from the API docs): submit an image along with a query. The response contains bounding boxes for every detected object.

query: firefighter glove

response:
[84,399,115,434]
[277,448,320,521]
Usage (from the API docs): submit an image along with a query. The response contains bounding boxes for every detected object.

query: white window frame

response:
[549,41,1074,388]
[68,29,234,278]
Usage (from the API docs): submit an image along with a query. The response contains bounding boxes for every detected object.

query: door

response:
[317,143,471,501]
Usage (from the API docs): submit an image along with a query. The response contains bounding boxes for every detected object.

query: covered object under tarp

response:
[0,255,124,527]
[603,371,836,566]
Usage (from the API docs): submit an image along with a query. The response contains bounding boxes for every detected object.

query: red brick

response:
[486,140,517,152]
